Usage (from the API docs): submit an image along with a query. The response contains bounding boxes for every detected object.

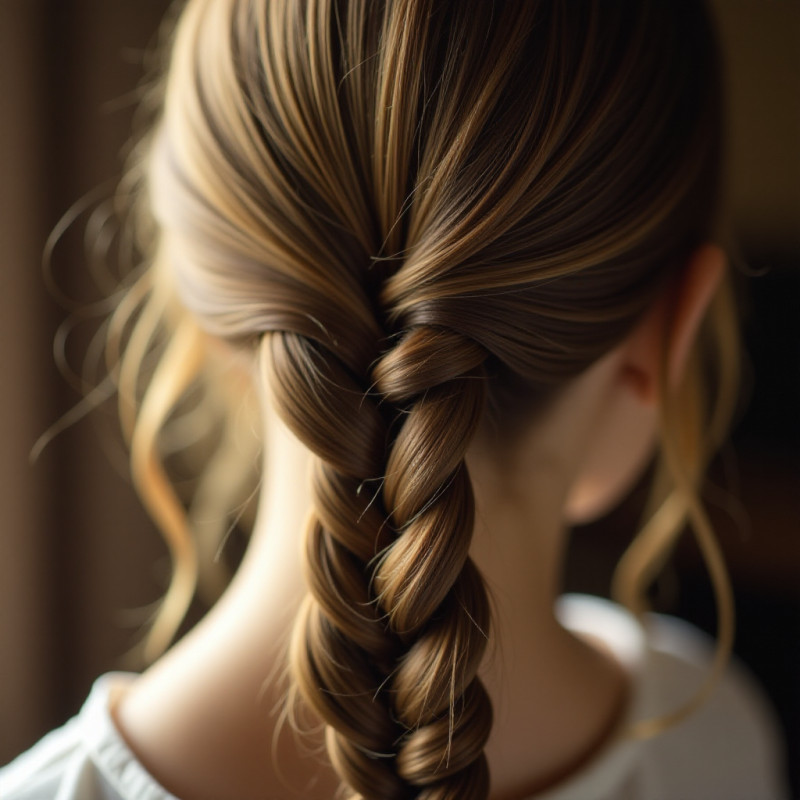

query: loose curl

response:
[111,1,740,797]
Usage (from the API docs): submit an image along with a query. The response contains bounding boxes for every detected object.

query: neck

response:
[466,432,625,798]
[114,407,626,800]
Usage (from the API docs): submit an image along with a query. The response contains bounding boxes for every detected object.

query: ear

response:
[623,243,726,405]
[562,244,726,524]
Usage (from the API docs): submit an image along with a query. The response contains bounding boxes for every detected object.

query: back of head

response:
[124,1,735,797]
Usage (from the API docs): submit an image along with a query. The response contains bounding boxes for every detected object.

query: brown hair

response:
[114,1,739,797]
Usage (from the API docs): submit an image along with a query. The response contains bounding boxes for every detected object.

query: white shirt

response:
[0,595,789,800]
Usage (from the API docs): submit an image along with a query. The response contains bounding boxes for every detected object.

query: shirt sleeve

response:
[0,718,125,800]
[637,613,790,800]
[0,674,176,800]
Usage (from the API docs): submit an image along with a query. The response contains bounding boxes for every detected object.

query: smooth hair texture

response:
[109,1,740,798]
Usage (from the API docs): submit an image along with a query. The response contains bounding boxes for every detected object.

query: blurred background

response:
[1,0,798,794]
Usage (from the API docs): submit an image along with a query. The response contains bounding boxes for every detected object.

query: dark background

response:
[1,0,798,794]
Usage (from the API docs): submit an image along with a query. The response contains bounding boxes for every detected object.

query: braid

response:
[263,330,407,799]
[264,315,494,799]
[373,328,492,797]
[243,3,508,789]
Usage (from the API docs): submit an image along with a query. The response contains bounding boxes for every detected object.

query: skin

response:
[113,245,725,800]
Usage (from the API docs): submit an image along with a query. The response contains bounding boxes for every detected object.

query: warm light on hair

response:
[109,1,740,797]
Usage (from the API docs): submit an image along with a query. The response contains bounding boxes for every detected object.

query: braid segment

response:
[264,321,494,799]
[264,330,410,799]
[372,328,493,798]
